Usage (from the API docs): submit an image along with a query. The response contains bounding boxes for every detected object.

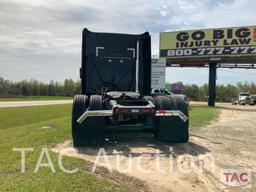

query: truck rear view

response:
[72,29,189,146]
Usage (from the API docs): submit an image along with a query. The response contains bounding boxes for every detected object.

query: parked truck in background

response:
[251,95,256,105]
[232,92,255,105]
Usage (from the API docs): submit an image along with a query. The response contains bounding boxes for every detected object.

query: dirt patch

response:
[53,103,256,192]
[93,166,151,192]
[53,140,151,192]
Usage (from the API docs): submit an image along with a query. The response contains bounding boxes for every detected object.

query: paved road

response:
[0,100,73,108]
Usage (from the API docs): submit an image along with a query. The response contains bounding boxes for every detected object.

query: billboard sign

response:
[160,26,256,58]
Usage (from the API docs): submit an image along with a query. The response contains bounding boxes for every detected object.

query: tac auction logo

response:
[220,169,251,188]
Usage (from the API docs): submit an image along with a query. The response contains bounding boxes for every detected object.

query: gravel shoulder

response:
[53,103,256,192]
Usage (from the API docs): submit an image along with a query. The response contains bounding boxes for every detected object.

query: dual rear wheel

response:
[153,95,189,143]
[72,94,189,147]
[72,95,105,147]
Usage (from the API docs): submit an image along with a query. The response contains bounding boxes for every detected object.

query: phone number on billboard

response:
[165,46,256,57]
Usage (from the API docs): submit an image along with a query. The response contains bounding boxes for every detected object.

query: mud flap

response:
[154,116,189,143]
[77,117,106,146]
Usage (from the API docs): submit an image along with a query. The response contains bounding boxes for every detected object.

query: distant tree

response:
[64,79,77,96]
[21,86,29,96]
[0,77,8,95]
[237,81,256,95]
[184,84,200,100]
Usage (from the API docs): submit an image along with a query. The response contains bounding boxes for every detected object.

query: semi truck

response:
[72,29,189,147]
[232,92,255,105]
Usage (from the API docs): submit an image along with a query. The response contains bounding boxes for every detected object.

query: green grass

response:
[0,105,72,130]
[0,104,219,191]
[0,104,129,192]
[0,96,73,102]
[189,104,220,128]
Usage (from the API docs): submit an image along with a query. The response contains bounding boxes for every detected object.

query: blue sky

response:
[0,0,255,85]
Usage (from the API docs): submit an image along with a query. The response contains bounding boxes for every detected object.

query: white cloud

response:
[0,0,255,83]
[160,4,170,17]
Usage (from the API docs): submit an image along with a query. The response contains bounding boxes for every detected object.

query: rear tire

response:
[72,95,88,147]
[72,95,106,147]
[153,95,189,143]
[143,95,155,105]
[172,95,189,142]
[172,95,189,117]
[89,95,103,110]
[86,95,105,145]
[154,95,176,110]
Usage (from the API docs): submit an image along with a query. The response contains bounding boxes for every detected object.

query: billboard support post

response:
[208,63,217,107]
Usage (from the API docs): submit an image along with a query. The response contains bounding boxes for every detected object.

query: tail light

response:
[158,110,166,114]
[115,108,129,113]
[141,108,155,113]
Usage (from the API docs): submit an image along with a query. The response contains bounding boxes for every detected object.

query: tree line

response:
[182,82,256,102]
[0,77,81,97]
[1,77,256,102]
